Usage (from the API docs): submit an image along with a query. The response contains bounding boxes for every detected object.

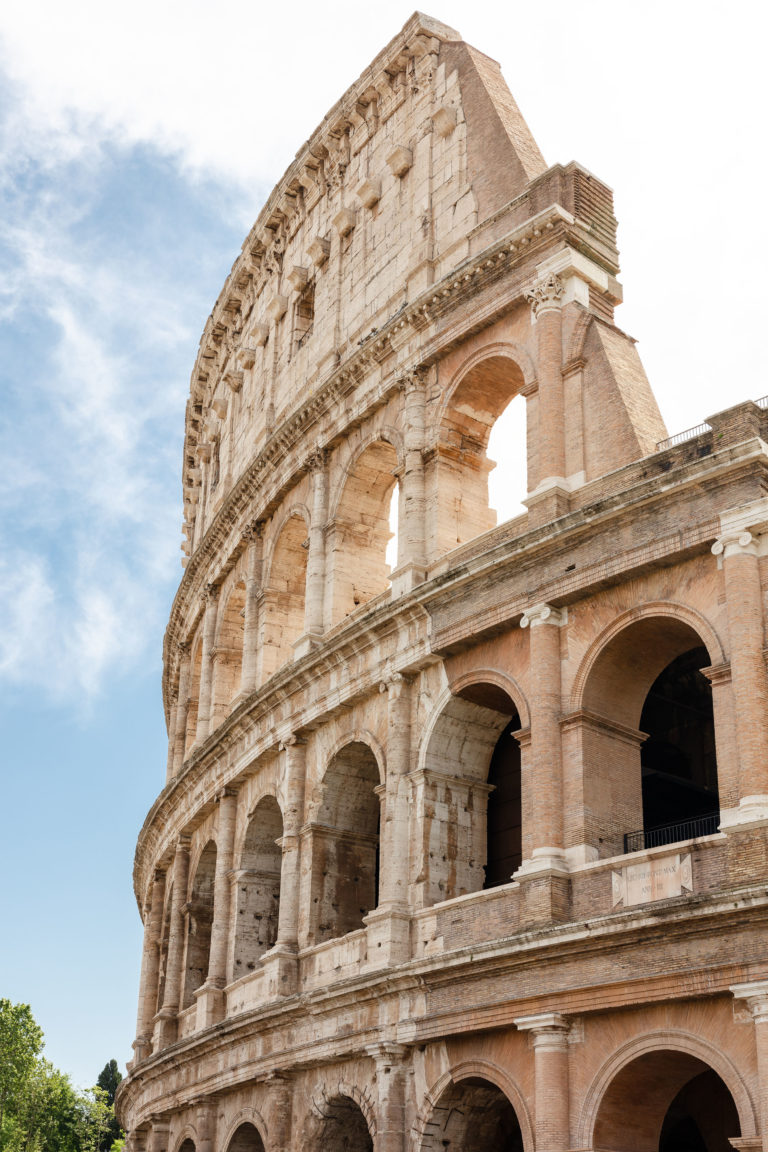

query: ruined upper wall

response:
[180,12,596,562]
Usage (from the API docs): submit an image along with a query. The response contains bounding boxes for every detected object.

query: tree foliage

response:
[0,1001,120,1152]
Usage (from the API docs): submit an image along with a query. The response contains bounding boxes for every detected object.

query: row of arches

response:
[165,1041,746,1152]
[158,605,723,1014]
[179,351,535,753]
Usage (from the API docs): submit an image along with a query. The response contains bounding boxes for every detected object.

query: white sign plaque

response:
[612,852,692,908]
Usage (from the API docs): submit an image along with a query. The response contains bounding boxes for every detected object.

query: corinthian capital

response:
[525,271,565,318]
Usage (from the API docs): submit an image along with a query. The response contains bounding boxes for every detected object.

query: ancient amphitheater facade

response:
[117,14,768,1152]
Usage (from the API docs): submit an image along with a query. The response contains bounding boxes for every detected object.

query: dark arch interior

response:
[226,1123,266,1152]
[178,1140,195,1152]
[485,714,522,887]
[594,1051,740,1152]
[640,646,719,844]
[421,1078,523,1152]
[659,1069,740,1152]
[318,1096,373,1152]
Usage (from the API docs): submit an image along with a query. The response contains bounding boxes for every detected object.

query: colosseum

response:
[117,13,768,1152]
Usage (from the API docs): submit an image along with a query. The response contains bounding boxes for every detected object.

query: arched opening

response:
[593,1050,741,1152]
[639,646,719,848]
[436,354,527,555]
[315,1096,373,1152]
[225,1123,265,1152]
[419,1078,524,1152]
[210,581,246,727]
[487,392,528,525]
[182,840,216,1008]
[580,616,720,856]
[329,440,399,625]
[261,513,308,680]
[233,796,283,978]
[184,635,203,754]
[310,742,380,943]
[178,1140,196,1152]
[418,683,522,906]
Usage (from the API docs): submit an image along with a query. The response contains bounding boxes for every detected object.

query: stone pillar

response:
[196,788,238,1027]
[195,585,219,744]
[171,642,192,779]
[519,603,568,870]
[731,983,768,1150]
[146,1121,170,1152]
[154,836,190,1048]
[366,1043,409,1152]
[240,522,264,695]
[514,1013,570,1152]
[712,529,768,824]
[273,736,306,991]
[165,691,178,783]
[524,272,568,524]
[392,369,427,595]
[195,1102,215,1152]
[303,450,328,641]
[265,1073,294,1150]
[132,868,166,1063]
[365,674,412,964]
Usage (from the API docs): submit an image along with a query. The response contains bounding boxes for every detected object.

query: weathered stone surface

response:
[118,14,768,1152]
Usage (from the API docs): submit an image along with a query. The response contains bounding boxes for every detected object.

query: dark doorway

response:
[640,646,719,844]
[485,715,522,887]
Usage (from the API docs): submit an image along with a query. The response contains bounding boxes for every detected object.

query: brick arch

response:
[434,342,533,554]
[438,341,537,429]
[570,600,726,721]
[327,427,405,521]
[577,1029,758,1148]
[218,1109,269,1152]
[412,1059,533,1152]
[327,435,401,625]
[449,667,530,730]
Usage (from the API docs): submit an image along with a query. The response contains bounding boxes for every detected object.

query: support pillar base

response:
[363,906,411,967]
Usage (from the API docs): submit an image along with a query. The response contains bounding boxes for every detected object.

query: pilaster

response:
[514,1013,571,1152]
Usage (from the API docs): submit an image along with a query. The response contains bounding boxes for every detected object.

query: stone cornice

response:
[118,883,768,1126]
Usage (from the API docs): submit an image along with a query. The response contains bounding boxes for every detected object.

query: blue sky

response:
[1,0,765,1089]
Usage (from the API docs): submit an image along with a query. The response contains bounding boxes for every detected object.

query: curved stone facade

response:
[118,14,768,1152]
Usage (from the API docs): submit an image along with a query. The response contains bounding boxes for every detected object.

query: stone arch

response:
[210,579,246,726]
[323,729,386,789]
[155,879,173,1014]
[232,794,283,978]
[570,601,726,714]
[415,677,524,905]
[413,1062,530,1152]
[577,1029,756,1151]
[568,602,724,856]
[261,507,310,680]
[433,343,534,554]
[219,1112,269,1152]
[327,435,401,625]
[173,1128,197,1152]
[449,668,531,730]
[307,1081,376,1151]
[307,740,381,944]
[182,838,217,1008]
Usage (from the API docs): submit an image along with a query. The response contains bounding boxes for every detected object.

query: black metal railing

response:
[623,811,720,854]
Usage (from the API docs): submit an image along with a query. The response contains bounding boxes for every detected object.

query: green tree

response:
[0,1001,44,1144]
[94,1064,122,1152]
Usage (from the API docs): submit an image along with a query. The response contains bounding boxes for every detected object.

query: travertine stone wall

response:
[119,13,768,1152]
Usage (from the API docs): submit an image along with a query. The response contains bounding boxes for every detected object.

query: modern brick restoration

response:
[116,14,768,1152]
